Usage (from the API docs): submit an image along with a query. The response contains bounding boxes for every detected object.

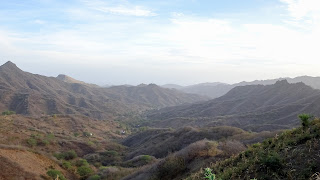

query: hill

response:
[166,76,320,98]
[122,126,278,160]
[146,80,320,131]
[108,84,208,109]
[0,113,129,179]
[56,74,99,87]
[0,146,77,180]
[186,117,320,180]
[121,127,278,180]
[0,61,207,119]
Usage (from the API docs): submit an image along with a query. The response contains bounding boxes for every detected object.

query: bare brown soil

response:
[0,148,76,180]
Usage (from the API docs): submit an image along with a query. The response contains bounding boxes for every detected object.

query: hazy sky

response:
[1,0,320,85]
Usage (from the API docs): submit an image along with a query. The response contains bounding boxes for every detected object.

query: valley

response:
[1,61,320,180]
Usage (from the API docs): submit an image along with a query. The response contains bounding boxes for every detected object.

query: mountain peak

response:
[56,74,68,80]
[0,61,22,72]
[275,79,289,85]
[2,61,17,68]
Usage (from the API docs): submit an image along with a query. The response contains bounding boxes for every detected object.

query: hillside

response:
[0,146,77,180]
[0,113,130,179]
[166,76,320,98]
[56,74,99,87]
[0,61,207,119]
[122,126,278,160]
[186,117,320,180]
[146,80,320,131]
[108,84,208,108]
[121,127,278,180]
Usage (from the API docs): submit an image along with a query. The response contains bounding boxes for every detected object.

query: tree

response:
[298,113,312,129]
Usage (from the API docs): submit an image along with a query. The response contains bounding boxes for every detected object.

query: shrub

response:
[46,133,55,141]
[62,161,73,170]
[54,150,77,160]
[101,150,118,157]
[27,138,37,147]
[41,139,50,146]
[47,169,67,180]
[2,110,15,116]
[88,175,101,180]
[204,168,221,180]
[77,165,93,178]
[140,155,153,162]
[75,159,89,167]
[299,114,312,129]
[260,152,282,171]
[157,156,186,179]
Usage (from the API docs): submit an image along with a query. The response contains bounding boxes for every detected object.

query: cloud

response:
[82,0,157,17]
[2,0,320,84]
[280,0,320,20]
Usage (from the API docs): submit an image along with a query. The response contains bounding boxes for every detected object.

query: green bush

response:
[62,161,73,170]
[2,110,16,116]
[299,113,312,129]
[47,169,67,180]
[75,159,89,167]
[77,165,93,178]
[140,155,153,162]
[260,152,282,171]
[101,150,118,157]
[27,138,37,147]
[54,150,77,160]
[204,168,221,180]
[88,175,101,180]
[41,139,50,146]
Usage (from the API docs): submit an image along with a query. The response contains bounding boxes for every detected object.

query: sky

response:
[0,0,320,85]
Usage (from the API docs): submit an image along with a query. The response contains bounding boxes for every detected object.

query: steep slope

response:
[0,61,207,119]
[146,80,320,131]
[0,147,77,180]
[122,127,278,180]
[186,118,320,180]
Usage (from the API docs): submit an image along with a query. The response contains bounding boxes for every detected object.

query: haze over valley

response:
[2,0,320,180]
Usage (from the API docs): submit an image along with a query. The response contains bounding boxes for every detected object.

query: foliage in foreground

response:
[187,115,320,180]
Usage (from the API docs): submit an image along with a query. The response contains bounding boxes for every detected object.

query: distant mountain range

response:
[147,80,320,131]
[0,61,207,119]
[163,76,320,98]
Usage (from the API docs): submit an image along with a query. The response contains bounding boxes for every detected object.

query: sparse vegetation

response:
[54,150,77,160]
[62,161,73,170]
[27,137,37,147]
[187,117,320,180]
[2,110,16,115]
[46,169,67,180]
